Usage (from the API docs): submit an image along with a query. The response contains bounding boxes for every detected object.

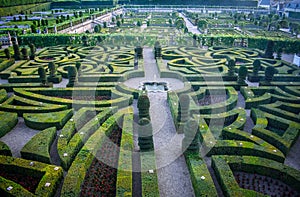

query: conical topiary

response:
[265,65,277,82]
[135,46,143,59]
[252,59,261,75]
[227,58,236,76]
[137,92,150,120]
[21,47,28,60]
[177,94,190,123]
[67,66,78,87]
[13,44,21,60]
[138,118,154,151]
[48,62,57,77]
[182,118,199,153]
[29,43,36,60]
[237,65,248,84]
[38,66,47,85]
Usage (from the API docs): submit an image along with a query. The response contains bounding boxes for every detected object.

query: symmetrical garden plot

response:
[0,41,300,197]
[161,45,300,196]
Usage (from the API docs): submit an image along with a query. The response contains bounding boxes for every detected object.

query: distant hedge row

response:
[0,0,50,7]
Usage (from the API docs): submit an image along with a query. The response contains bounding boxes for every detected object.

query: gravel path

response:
[179,13,201,35]
[0,117,40,157]
[133,48,194,197]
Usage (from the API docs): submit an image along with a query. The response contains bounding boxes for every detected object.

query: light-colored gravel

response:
[0,117,39,157]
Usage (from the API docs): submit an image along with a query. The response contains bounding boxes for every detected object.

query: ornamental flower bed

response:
[0,171,41,193]
[234,171,299,197]
[80,127,122,197]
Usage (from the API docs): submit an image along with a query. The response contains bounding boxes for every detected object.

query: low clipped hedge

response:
[116,112,134,197]
[61,108,129,197]
[0,60,27,79]
[211,155,266,197]
[0,155,63,197]
[207,139,284,163]
[58,107,114,170]
[251,108,300,155]
[13,87,133,109]
[0,95,68,116]
[140,152,160,197]
[0,89,8,103]
[212,155,300,196]
[189,87,238,114]
[0,141,11,156]
[185,153,218,196]
[0,111,18,138]
[24,109,73,130]
[21,127,56,164]
[0,59,15,72]
[0,82,53,92]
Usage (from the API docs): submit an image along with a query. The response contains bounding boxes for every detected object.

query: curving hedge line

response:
[185,153,218,196]
[189,87,238,114]
[0,95,68,116]
[0,141,11,156]
[251,108,300,155]
[58,107,114,170]
[0,111,18,138]
[0,155,63,197]
[21,127,56,164]
[23,109,73,130]
[61,108,130,197]
[0,60,27,79]
[212,155,300,197]
[0,89,8,103]
[0,59,15,72]
[13,87,133,109]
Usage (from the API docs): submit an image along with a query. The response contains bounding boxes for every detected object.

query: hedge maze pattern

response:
[0,43,300,197]
[165,46,300,196]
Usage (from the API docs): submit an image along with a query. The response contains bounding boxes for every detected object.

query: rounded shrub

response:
[238,65,248,84]
[253,59,261,75]
[38,66,47,85]
[48,62,57,77]
[265,65,277,82]
[227,58,236,76]
[138,118,154,151]
[67,66,78,87]
[137,92,150,119]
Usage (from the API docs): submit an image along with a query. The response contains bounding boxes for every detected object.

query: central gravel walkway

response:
[137,48,194,196]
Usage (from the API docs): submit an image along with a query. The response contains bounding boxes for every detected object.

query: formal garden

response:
[0,1,300,196]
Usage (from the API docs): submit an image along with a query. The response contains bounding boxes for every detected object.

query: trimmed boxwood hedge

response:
[140,152,160,197]
[0,89,8,103]
[116,112,134,197]
[21,127,56,164]
[13,87,133,109]
[0,141,12,156]
[0,95,68,116]
[0,60,27,79]
[212,155,300,196]
[0,155,63,197]
[185,153,218,196]
[211,155,267,197]
[61,108,130,197]
[24,109,73,130]
[207,139,284,163]
[0,59,15,72]
[0,111,18,138]
[251,108,300,155]
[58,107,114,170]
